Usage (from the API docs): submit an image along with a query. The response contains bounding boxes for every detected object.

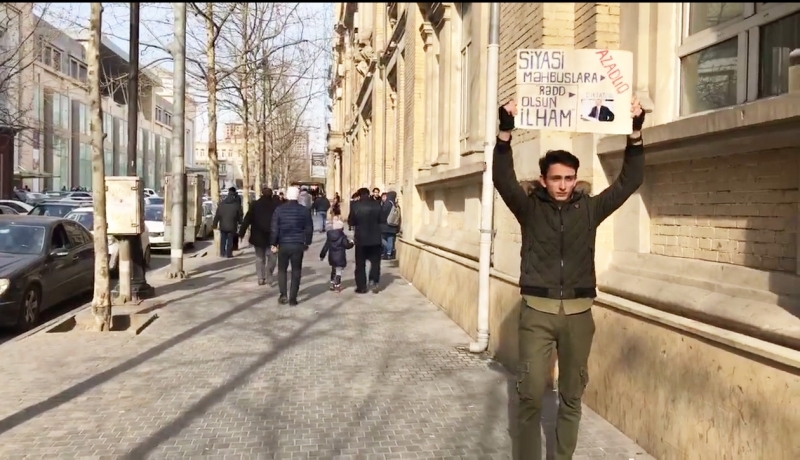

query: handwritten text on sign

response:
[515,49,634,135]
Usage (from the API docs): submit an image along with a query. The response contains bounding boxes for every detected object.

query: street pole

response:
[168,2,187,277]
[114,1,154,302]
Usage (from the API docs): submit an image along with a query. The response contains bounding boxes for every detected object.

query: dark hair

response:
[228,186,237,194]
[372,187,380,193]
[262,187,272,197]
[357,187,371,198]
[539,150,580,177]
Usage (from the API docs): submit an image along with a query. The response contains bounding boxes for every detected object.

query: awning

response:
[14,166,53,179]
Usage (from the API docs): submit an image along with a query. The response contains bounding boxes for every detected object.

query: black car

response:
[28,199,88,218]
[0,216,94,330]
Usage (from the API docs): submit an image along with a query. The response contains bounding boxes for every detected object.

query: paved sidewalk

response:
[0,237,653,459]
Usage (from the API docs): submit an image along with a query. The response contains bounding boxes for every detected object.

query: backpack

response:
[386,202,401,227]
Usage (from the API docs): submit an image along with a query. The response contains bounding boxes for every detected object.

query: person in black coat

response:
[379,191,400,260]
[213,187,243,258]
[319,219,353,291]
[239,187,280,285]
[269,186,314,306]
[347,187,383,293]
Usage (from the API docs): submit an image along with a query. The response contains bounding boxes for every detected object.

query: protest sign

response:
[515,49,634,135]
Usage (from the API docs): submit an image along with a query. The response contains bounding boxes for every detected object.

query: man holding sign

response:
[494,97,645,459]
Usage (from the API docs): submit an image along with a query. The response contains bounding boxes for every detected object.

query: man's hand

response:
[304,245,309,251]
[630,96,645,138]
[498,100,516,141]
[270,245,278,254]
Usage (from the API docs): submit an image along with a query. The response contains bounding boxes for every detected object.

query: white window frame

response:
[678,2,800,116]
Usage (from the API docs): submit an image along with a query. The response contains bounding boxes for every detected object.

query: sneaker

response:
[329,281,336,291]
[289,298,299,306]
[368,281,379,294]
[333,283,342,291]
[278,296,289,305]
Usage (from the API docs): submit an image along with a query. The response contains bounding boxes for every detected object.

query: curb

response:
[1,245,217,349]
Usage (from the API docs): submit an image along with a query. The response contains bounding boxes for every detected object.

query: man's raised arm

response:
[493,101,528,220]
[591,97,647,223]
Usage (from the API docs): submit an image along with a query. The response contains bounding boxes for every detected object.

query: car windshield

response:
[29,203,77,217]
[147,197,164,205]
[66,211,94,230]
[145,206,163,221]
[0,223,46,255]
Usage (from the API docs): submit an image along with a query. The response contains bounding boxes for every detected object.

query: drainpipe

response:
[470,2,500,354]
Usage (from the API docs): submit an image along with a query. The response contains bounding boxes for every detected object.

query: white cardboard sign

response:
[515,49,634,135]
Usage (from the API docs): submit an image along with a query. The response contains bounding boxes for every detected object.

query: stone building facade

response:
[328,3,800,458]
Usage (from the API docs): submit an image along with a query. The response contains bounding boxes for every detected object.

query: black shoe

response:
[329,281,336,291]
[258,279,266,286]
[355,288,368,294]
[278,296,289,305]
[381,254,389,260]
[368,281,379,293]
[289,299,299,306]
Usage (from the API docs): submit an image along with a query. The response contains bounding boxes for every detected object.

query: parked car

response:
[24,193,48,206]
[61,191,93,201]
[28,200,88,218]
[65,207,151,272]
[0,200,33,214]
[198,201,214,239]
[0,206,19,215]
[144,196,164,206]
[144,205,168,249]
[0,215,94,330]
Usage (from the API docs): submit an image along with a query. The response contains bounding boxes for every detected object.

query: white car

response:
[65,206,152,271]
[0,199,33,214]
[144,204,168,249]
[198,201,214,239]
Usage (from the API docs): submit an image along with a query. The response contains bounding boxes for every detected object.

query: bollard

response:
[789,49,800,94]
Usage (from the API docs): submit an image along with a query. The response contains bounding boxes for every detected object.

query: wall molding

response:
[397,237,800,369]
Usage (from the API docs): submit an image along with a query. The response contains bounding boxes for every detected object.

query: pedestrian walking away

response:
[379,191,400,260]
[493,97,646,460]
[348,187,383,294]
[312,193,331,233]
[213,186,243,258]
[270,186,314,306]
[319,218,354,291]
[239,186,280,285]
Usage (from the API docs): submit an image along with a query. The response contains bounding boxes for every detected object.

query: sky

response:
[39,2,333,154]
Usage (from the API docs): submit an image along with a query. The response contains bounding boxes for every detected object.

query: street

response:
[0,240,213,346]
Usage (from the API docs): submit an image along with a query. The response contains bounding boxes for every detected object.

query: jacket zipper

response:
[559,206,564,300]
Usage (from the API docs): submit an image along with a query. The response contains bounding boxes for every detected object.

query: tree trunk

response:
[205,3,221,252]
[239,3,251,213]
[88,2,111,331]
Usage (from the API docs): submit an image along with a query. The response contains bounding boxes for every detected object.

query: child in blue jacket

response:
[319,219,354,291]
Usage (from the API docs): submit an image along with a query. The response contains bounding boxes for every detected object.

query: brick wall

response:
[648,150,799,273]
[574,3,620,49]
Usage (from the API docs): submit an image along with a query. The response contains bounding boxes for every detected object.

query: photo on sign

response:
[579,95,615,123]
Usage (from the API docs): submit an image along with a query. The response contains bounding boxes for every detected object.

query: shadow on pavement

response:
[122,297,349,459]
[0,283,320,438]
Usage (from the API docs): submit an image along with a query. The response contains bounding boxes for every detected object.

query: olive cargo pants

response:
[517,306,595,460]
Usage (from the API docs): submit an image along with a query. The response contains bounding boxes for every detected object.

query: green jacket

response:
[493,136,645,300]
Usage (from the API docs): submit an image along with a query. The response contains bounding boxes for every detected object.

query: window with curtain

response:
[104,148,113,176]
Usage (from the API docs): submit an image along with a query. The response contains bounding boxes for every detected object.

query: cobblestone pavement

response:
[0,236,654,459]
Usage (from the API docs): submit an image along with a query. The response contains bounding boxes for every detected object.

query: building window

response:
[458,3,472,139]
[52,48,63,72]
[118,119,128,175]
[60,94,69,130]
[155,105,173,126]
[104,148,113,175]
[679,3,800,116]
[70,58,88,83]
[79,143,92,189]
[78,103,90,135]
[137,128,144,177]
[103,113,112,142]
[52,135,70,191]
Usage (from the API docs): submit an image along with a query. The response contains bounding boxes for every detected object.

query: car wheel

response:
[144,246,151,268]
[16,286,40,332]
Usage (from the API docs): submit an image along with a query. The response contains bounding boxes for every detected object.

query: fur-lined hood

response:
[519,179,593,198]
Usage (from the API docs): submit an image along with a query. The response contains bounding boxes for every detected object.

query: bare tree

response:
[87,2,111,331]
[186,2,235,251]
